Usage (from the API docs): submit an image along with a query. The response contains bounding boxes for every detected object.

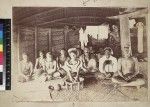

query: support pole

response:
[119,16,131,56]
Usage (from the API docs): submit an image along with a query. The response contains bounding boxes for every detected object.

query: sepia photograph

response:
[12,7,148,102]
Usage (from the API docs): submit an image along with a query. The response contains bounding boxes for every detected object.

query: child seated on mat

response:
[18,53,33,83]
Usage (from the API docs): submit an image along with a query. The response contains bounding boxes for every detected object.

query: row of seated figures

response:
[18,45,145,91]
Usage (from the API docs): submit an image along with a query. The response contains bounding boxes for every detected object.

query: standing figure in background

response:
[64,48,86,82]
[57,49,69,78]
[112,46,145,89]
[34,51,45,80]
[98,47,117,79]
[108,25,121,58]
[79,27,88,50]
[18,53,33,83]
[45,52,61,81]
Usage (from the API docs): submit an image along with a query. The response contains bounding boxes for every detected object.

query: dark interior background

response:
[13,7,147,64]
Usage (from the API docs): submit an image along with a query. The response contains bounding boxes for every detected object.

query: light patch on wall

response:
[86,24,109,40]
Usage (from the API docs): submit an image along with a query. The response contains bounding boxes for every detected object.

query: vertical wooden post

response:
[147,4,150,100]
[34,26,38,61]
[145,14,148,50]
[17,25,20,72]
[119,15,131,55]
[49,28,52,52]
[64,25,69,49]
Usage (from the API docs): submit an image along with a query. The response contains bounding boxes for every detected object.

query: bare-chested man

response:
[57,49,69,77]
[80,47,97,72]
[34,51,45,79]
[45,52,60,81]
[112,46,145,89]
[18,53,33,82]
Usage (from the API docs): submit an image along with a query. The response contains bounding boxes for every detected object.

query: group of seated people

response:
[18,45,145,88]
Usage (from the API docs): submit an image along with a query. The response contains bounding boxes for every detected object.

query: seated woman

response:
[57,49,69,77]
[98,47,118,79]
[64,48,86,82]
[79,47,98,72]
[112,46,145,89]
[18,53,33,83]
[45,52,61,81]
[34,51,45,79]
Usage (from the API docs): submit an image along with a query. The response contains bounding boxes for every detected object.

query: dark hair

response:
[47,52,53,56]
[60,48,66,51]
[60,48,68,56]
[104,47,112,53]
[84,46,89,49]
[22,52,28,60]
[37,50,45,58]
[38,50,44,54]
[69,50,77,55]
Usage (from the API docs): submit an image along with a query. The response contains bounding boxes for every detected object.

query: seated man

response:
[56,49,69,78]
[34,51,45,79]
[64,48,86,82]
[18,53,33,83]
[79,47,97,72]
[99,47,117,79]
[112,46,145,88]
[44,52,61,81]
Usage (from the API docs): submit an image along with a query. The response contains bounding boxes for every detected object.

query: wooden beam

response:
[16,7,64,24]
[56,22,105,26]
[37,16,106,26]
[16,7,120,26]
[108,8,148,19]
[36,13,117,26]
